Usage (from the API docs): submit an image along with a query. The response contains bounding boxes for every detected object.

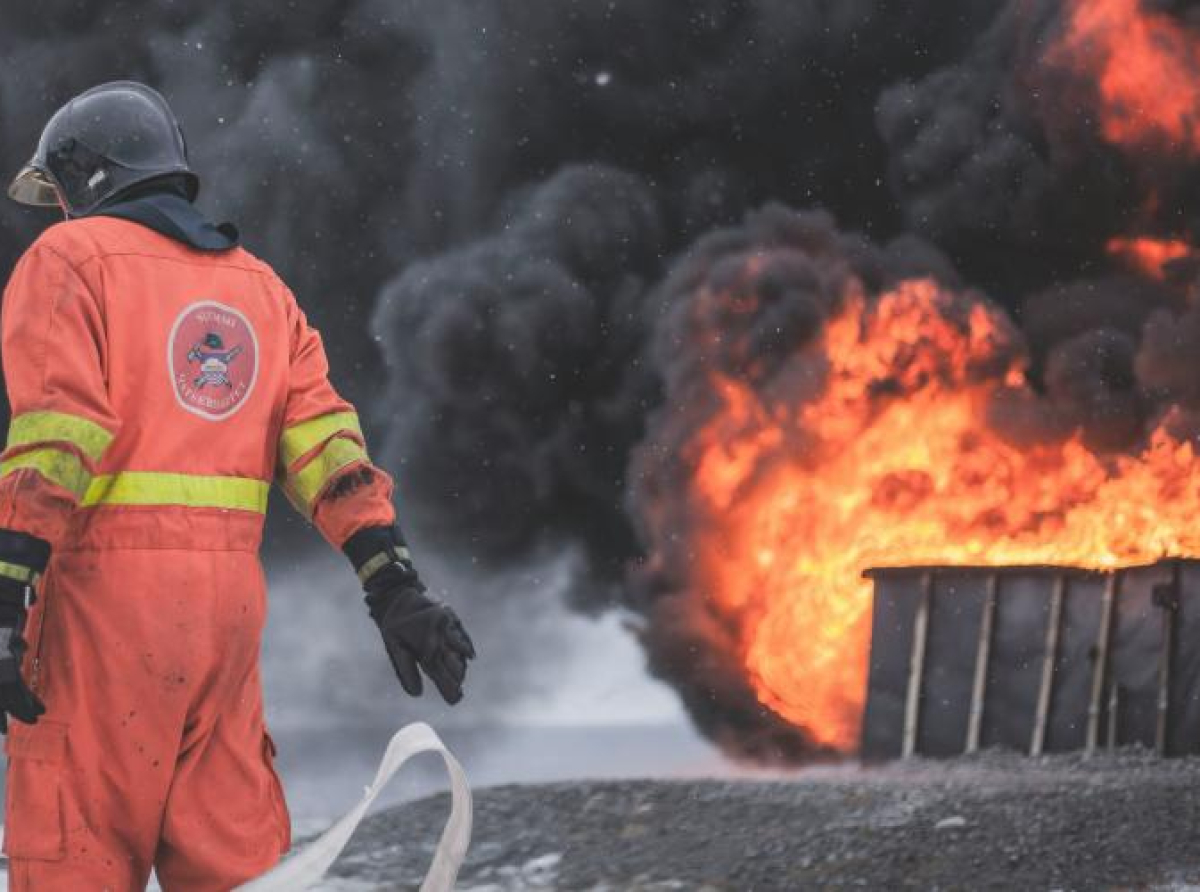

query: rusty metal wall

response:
[861,560,1200,760]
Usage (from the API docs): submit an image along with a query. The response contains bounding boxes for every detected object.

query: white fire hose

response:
[237,721,472,892]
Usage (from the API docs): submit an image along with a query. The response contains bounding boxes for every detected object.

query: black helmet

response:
[8,81,197,217]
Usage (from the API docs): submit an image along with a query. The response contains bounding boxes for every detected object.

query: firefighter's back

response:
[28,215,292,552]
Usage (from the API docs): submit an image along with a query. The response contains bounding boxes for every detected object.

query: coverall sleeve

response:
[0,244,119,548]
[276,285,396,547]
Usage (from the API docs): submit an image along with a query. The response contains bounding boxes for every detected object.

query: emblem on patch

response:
[168,301,259,420]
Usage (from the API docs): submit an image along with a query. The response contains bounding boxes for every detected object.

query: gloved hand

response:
[0,579,45,733]
[345,526,476,705]
[365,566,476,704]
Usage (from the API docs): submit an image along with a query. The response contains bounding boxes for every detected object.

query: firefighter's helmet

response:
[8,81,197,217]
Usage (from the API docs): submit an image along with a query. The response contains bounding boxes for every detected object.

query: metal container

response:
[860,560,1200,759]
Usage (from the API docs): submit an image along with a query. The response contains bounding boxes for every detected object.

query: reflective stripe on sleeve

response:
[6,411,114,464]
[0,447,92,498]
[279,411,363,470]
[0,560,37,586]
[82,472,270,513]
[282,436,369,514]
[355,547,413,585]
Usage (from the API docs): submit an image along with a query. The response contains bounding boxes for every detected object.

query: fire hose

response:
[237,721,472,892]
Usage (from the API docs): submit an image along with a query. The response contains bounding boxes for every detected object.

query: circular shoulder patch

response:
[168,301,259,420]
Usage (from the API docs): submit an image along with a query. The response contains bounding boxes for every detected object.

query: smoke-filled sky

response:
[7,1,1200,761]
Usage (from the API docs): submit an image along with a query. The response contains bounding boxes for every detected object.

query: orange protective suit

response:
[0,215,396,890]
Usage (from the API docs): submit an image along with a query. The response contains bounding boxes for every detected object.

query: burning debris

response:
[621,0,1200,760]
[630,207,1200,760]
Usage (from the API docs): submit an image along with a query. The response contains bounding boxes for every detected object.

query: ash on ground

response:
[318,748,1200,891]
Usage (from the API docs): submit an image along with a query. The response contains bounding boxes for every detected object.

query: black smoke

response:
[881,0,1200,280]
[369,1,999,572]
[372,165,662,593]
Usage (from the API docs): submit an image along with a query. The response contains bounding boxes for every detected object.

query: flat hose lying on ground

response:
[237,722,473,892]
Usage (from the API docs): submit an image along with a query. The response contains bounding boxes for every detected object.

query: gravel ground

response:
[319,748,1200,891]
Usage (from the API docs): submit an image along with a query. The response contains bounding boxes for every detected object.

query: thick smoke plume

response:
[8,1,1200,760]
[372,165,661,591]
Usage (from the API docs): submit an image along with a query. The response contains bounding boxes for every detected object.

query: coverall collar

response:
[94,191,240,253]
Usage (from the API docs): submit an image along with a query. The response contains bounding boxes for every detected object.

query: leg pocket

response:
[262,731,292,854]
[4,719,68,861]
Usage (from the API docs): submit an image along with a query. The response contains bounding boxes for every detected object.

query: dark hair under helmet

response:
[8,81,197,217]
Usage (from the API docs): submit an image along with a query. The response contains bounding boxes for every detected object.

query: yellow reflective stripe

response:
[0,560,36,585]
[284,436,368,510]
[0,447,91,499]
[355,548,412,584]
[7,411,114,464]
[82,472,269,513]
[279,412,363,470]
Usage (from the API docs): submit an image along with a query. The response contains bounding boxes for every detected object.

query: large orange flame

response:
[689,278,1200,751]
[1048,0,1200,154]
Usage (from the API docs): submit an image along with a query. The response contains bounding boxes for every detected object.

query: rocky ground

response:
[316,748,1200,891]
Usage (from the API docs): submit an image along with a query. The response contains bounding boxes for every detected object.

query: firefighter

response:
[0,81,475,890]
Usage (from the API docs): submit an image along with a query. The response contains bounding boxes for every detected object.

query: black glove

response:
[344,526,476,705]
[0,584,44,733]
[0,529,51,733]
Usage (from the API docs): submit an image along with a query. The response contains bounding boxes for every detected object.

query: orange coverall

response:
[0,215,396,890]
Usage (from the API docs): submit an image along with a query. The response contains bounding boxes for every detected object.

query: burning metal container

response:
[861,560,1200,760]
